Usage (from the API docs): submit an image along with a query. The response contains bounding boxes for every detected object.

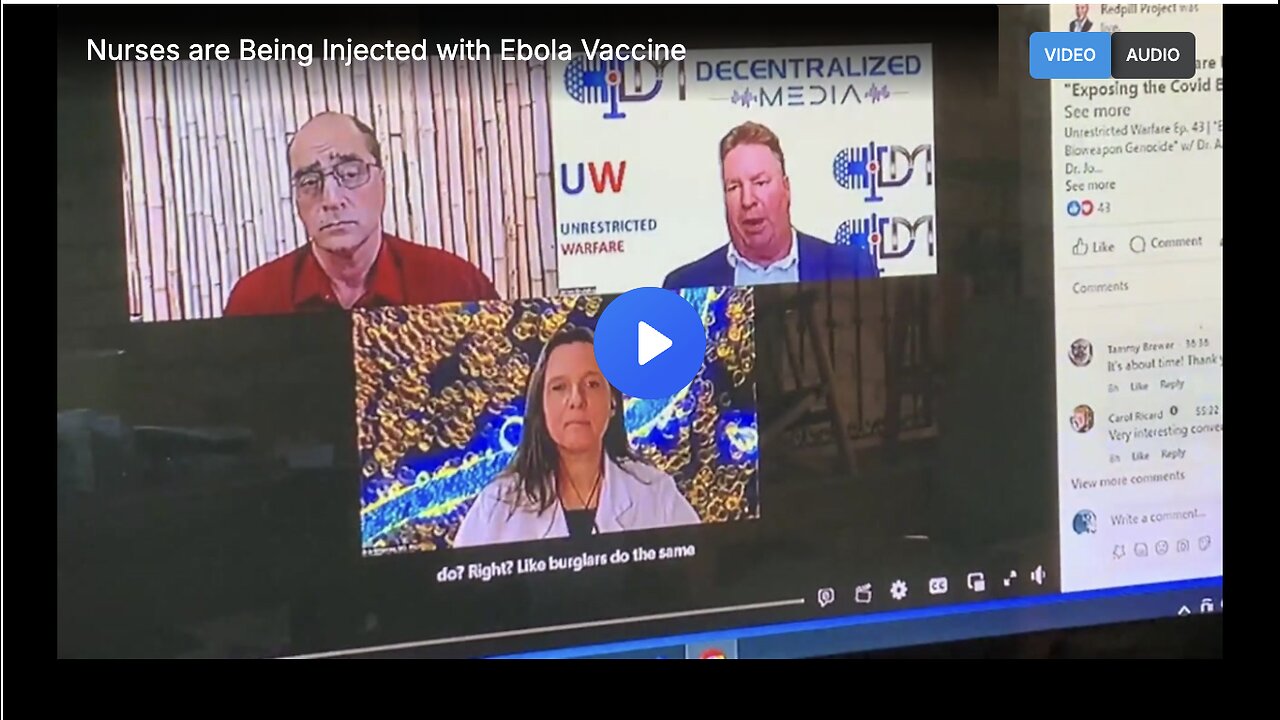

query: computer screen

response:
[55,3,1222,659]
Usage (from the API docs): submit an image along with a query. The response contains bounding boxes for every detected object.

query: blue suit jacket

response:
[662,231,880,290]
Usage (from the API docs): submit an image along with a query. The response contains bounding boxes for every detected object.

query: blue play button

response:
[594,287,707,400]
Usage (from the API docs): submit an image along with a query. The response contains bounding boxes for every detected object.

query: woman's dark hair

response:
[504,325,641,512]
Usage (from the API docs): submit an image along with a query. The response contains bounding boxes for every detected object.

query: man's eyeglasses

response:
[292,159,380,196]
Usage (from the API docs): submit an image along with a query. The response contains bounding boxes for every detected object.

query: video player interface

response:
[56,3,1222,659]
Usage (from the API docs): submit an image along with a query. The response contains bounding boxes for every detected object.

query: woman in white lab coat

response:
[452,326,701,548]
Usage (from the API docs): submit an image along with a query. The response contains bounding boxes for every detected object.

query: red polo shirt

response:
[223,234,499,317]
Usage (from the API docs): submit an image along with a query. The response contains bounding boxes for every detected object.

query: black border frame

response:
[39,2,1242,661]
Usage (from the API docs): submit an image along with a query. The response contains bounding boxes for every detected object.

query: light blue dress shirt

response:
[725,238,800,287]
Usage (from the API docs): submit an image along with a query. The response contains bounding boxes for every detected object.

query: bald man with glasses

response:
[223,112,498,317]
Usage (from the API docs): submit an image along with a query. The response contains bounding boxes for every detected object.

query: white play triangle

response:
[637,321,673,366]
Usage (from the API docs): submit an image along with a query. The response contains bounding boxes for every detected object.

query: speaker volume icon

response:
[1030,565,1047,586]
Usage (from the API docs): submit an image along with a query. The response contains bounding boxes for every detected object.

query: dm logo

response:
[833,143,935,203]
[563,57,686,120]
[835,214,936,261]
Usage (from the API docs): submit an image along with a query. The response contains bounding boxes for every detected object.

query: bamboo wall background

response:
[117,59,557,322]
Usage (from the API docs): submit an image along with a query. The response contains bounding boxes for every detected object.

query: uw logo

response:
[832,143,935,203]
[563,57,687,120]
[559,161,627,195]
[835,214,935,260]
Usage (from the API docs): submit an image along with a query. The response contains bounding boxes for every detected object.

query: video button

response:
[1029,32,1112,79]
[594,287,708,400]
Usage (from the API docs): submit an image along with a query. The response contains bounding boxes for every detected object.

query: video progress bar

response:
[282,597,807,659]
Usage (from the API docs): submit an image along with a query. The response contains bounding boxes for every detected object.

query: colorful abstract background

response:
[356,287,760,555]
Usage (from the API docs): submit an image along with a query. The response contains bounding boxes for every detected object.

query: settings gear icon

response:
[889,579,909,601]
